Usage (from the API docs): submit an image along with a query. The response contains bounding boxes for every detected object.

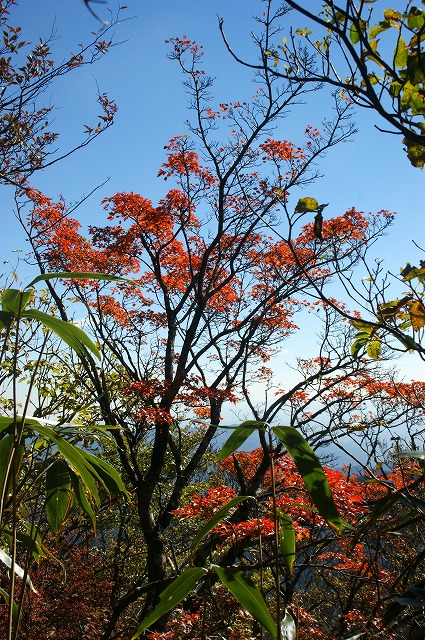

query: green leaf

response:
[131,567,208,638]
[2,288,32,314]
[0,310,12,329]
[394,35,408,68]
[216,421,264,461]
[27,271,136,289]
[273,426,348,534]
[213,565,277,638]
[351,336,368,359]
[366,338,381,360]
[22,309,100,359]
[69,470,96,529]
[29,423,101,507]
[407,8,425,31]
[77,448,128,496]
[278,511,296,575]
[294,197,319,213]
[0,587,20,624]
[349,24,360,45]
[190,496,252,554]
[0,435,24,496]
[369,20,391,40]
[394,450,425,460]
[45,460,74,534]
[351,319,374,333]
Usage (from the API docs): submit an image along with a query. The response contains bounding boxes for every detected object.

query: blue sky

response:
[2,1,423,267]
[1,0,423,462]
[1,1,424,376]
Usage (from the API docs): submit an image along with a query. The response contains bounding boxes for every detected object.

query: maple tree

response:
[0,0,120,188]
[16,24,425,638]
[0,2,422,638]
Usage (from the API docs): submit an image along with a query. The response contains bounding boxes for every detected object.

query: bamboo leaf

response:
[216,421,264,461]
[0,587,20,624]
[131,567,207,638]
[213,565,277,638]
[45,460,75,534]
[278,511,296,575]
[2,288,32,314]
[190,496,252,553]
[0,549,38,592]
[27,271,137,288]
[22,309,100,359]
[69,469,96,529]
[77,448,128,496]
[394,450,425,460]
[29,423,101,507]
[273,426,348,534]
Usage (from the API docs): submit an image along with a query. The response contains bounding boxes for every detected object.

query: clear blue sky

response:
[2,0,423,268]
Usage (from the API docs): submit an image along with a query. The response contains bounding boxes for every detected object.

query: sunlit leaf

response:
[294,197,318,213]
[349,24,360,45]
[27,271,136,289]
[213,565,277,638]
[2,288,32,314]
[0,549,38,592]
[216,421,264,461]
[408,300,425,331]
[131,567,207,638]
[273,426,348,533]
[21,309,100,359]
[366,338,381,360]
[394,35,408,68]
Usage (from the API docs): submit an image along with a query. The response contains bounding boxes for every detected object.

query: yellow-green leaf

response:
[408,300,425,331]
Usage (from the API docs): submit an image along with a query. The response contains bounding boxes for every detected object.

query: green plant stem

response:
[269,429,281,640]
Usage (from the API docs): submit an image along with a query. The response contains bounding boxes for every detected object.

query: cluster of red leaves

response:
[174,450,367,542]
[0,547,112,640]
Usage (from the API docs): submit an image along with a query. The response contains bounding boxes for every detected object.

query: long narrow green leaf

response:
[77,448,128,496]
[216,421,264,462]
[190,496,252,554]
[0,587,20,624]
[22,309,100,359]
[45,460,75,534]
[278,511,296,576]
[273,426,347,534]
[69,470,96,529]
[213,565,277,638]
[28,271,136,288]
[394,450,425,460]
[131,567,207,639]
[29,424,100,507]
